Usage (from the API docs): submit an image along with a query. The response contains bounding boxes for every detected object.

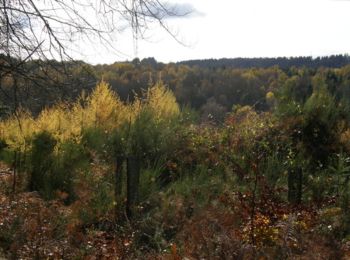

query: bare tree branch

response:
[0,0,192,114]
[0,0,192,61]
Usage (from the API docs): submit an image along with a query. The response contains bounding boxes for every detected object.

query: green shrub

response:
[81,127,114,160]
[29,131,57,199]
[29,131,88,202]
[53,140,89,203]
[139,166,164,202]
[166,165,227,207]
[307,170,329,202]
[264,152,286,188]
[78,178,114,226]
[0,138,7,151]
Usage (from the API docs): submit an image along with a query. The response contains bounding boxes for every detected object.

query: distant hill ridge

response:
[176,55,350,69]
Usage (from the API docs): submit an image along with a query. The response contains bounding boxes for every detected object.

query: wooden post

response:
[288,168,302,204]
[115,156,124,197]
[12,151,18,193]
[296,167,302,204]
[288,169,295,203]
[126,156,140,219]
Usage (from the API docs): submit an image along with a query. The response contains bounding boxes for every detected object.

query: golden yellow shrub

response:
[0,81,179,150]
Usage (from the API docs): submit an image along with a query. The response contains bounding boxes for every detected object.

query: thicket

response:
[1,66,350,258]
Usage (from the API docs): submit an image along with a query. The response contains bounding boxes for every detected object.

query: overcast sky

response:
[76,0,350,64]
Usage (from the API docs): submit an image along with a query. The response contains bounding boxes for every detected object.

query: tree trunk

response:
[115,156,124,197]
[288,168,302,204]
[12,151,17,193]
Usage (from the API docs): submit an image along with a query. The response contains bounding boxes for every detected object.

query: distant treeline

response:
[177,55,350,69]
[2,55,350,121]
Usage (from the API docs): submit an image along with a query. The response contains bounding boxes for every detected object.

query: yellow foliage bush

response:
[0,109,35,150]
[0,81,179,151]
[145,82,180,121]
[84,81,128,130]
[225,106,275,151]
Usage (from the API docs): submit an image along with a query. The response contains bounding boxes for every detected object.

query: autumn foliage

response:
[1,66,350,259]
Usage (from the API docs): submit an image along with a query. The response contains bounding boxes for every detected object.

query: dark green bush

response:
[81,127,113,160]
[0,138,7,151]
[53,140,89,203]
[29,131,88,202]
[29,131,57,198]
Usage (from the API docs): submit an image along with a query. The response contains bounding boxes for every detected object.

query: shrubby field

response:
[1,59,350,258]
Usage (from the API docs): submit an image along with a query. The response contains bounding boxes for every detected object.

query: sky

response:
[74,0,350,64]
